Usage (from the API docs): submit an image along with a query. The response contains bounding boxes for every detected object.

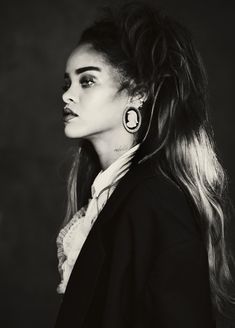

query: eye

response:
[80,76,95,88]
[62,84,70,92]
[62,79,71,92]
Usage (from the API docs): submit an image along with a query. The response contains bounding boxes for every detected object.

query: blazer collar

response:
[94,158,157,227]
[91,143,140,198]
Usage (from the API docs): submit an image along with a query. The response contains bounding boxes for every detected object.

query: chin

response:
[64,125,81,138]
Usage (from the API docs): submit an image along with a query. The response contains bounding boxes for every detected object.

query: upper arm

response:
[124,178,215,327]
[143,240,215,327]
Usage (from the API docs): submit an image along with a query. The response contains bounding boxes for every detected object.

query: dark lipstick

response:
[63,107,78,122]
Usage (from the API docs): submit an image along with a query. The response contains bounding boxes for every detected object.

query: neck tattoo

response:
[114,145,130,152]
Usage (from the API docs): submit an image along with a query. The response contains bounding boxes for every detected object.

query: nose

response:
[62,88,78,104]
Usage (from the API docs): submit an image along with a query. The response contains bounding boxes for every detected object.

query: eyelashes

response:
[62,83,70,92]
[62,76,95,91]
[80,76,95,88]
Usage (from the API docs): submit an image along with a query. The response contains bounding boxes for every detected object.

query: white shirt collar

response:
[91,143,140,198]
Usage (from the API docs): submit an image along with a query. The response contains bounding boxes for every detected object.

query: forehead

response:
[65,44,121,80]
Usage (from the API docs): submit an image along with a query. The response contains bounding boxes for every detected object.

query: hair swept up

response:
[63,1,235,315]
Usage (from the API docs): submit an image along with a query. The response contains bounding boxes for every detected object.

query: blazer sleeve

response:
[143,239,216,327]
[125,177,216,327]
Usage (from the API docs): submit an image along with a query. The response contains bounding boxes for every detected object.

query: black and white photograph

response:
[1,0,235,327]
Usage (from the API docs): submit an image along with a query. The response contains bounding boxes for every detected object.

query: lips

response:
[63,107,79,122]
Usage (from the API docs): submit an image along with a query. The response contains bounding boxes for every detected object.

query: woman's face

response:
[62,43,129,140]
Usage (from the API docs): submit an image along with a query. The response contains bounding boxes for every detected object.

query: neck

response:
[88,132,135,170]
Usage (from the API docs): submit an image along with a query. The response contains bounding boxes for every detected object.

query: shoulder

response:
[124,170,202,245]
[135,171,184,200]
[126,170,191,216]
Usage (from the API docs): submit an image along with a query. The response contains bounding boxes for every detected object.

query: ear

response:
[129,90,148,108]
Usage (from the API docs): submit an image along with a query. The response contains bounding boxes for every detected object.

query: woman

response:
[55,2,234,327]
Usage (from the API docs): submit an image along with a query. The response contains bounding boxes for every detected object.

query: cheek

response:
[89,89,114,106]
[85,90,124,116]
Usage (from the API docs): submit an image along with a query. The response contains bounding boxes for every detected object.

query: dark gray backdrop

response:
[0,0,235,327]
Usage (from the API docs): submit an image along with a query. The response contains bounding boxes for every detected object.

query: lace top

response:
[56,143,140,294]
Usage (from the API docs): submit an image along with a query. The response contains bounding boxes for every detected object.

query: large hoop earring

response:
[122,107,142,133]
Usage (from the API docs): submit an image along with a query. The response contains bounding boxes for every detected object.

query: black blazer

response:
[54,159,216,328]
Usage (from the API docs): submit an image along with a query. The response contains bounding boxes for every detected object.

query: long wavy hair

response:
[63,1,234,315]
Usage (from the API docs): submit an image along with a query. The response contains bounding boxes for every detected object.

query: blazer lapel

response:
[55,159,157,327]
[94,158,156,228]
[55,224,106,327]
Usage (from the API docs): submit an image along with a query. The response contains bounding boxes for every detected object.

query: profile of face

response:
[127,110,138,128]
[62,43,130,141]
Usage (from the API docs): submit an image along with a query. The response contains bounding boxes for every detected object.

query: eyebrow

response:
[64,66,101,78]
